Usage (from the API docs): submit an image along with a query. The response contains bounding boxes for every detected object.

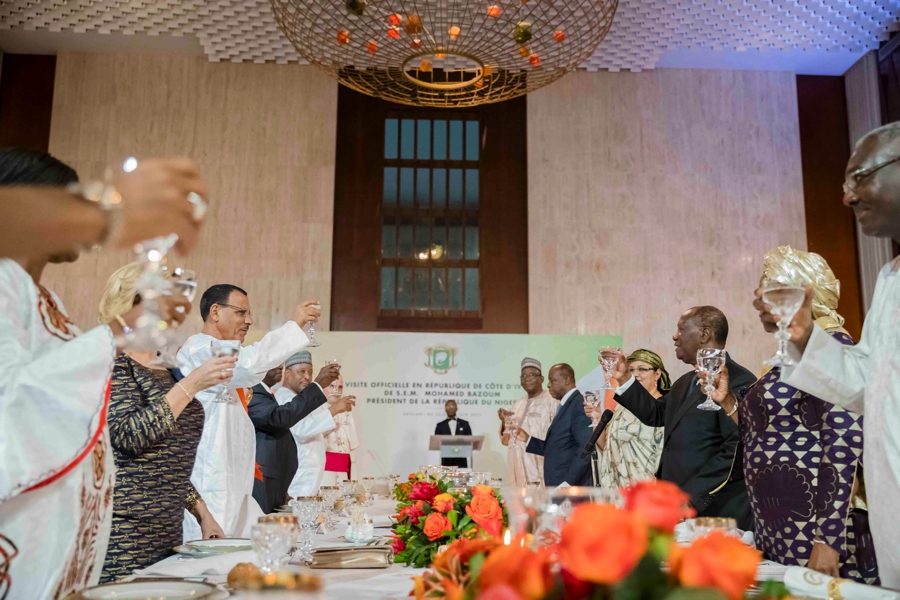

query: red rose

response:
[390,536,406,554]
[408,481,440,504]
[622,480,695,533]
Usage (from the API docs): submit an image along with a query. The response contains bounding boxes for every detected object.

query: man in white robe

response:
[321,374,360,486]
[499,358,557,486]
[276,352,353,497]
[761,124,900,588]
[177,284,319,541]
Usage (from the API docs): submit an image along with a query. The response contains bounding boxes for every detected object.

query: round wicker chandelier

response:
[270,0,618,107]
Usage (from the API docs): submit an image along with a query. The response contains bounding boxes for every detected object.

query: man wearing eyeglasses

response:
[176,284,320,542]
[756,123,900,587]
[498,358,557,486]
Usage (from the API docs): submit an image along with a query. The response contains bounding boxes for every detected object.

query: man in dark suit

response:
[604,306,756,530]
[248,355,352,513]
[435,400,473,468]
[517,364,594,486]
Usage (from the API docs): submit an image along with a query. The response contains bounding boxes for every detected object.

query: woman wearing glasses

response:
[585,349,667,488]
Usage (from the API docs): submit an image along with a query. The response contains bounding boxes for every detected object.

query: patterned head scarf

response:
[626,349,671,393]
[762,246,845,330]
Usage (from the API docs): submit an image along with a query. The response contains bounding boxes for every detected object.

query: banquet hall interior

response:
[2,0,900,597]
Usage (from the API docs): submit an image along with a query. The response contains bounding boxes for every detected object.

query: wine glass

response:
[504,415,519,447]
[318,486,340,530]
[696,348,727,411]
[583,391,600,427]
[210,340,240,403]
[151,267,198,368]
[291,496,322,564]
[599,346,620,390]
[251,523,294,574]
[361,477,375,505]
[762,281,807,367]
[306,304,322,348]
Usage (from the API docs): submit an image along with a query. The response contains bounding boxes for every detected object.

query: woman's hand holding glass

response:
[753,283,816,354]
[599,348,628,385]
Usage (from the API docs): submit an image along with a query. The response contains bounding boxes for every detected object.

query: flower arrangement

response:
[412,480,787,600]
[391,473,508,568]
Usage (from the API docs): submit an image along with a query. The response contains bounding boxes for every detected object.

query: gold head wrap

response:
[762,246,845,331]
[626,349,671,393]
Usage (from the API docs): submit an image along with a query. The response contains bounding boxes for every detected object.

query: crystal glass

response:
[306,303,322,348]
[503,415,519,447]
[258,515,299,567]
[151,267,198,368]
[598,346,620,390]
[291,496,322,564]
[489,478,503,492]
[470,472,491,486]
[583,391,600,426]
[362,477,375,505]
[762,282,807,368]
[318,486,340,529]
[210,340,240,403]
[696,348,727,411]
[340,480,357,506]
[251,523,293,574]
[692,516,740,539]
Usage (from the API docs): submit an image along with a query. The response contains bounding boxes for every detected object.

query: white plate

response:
[80,580,218,599]
[185,538,252,552]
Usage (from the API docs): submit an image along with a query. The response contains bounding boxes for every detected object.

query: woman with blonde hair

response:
[586,349,668,487]
[99,262,236,582]
[709,246,878,583]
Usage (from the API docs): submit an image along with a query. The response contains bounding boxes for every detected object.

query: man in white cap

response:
[176,284,320,540]
[498,358,558,486]
[277,352,354,497]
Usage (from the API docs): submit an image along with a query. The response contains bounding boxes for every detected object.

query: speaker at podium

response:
[429,435,485,470]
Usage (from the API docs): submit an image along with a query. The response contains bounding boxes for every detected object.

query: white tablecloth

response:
[133,498,424,599]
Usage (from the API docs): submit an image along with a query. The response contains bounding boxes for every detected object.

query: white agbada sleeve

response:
[292,405,337,441]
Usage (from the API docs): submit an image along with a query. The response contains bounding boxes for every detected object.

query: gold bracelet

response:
[726,402,738,417]
[176,382,192,401]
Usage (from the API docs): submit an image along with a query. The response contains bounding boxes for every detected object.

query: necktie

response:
[555,402,563,417]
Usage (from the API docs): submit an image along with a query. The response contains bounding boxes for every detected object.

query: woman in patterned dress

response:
[586,349,668,488]
[709,246,878,583]
[98,263,237,582]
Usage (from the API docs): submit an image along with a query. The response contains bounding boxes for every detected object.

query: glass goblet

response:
[762,282,807,368]
[361,477,375,505]
[504,415,519,448]
[696,348,727,411]
[306,304,322,348]
[258,515,298,568]
[583,391,600,427]
[598,346,620,390]
[318,486,340,529]
[291,496,322,564]
[210,340,240,403]
[152,267,198,368]
[251,523,293,575]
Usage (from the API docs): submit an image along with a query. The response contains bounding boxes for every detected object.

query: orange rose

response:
[559,503,648,584]
[669,532,760,600]
[479,544,553,599]
[433,538,499,572]
[465,494,503,536]
[471,484,495,497]
[622,480,695,533]
[422,512,453,541]
[433,493,455,514]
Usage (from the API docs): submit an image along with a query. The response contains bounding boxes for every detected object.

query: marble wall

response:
[527,69,807,375]
[43,53,338,335]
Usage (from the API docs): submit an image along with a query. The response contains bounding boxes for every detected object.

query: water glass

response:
[318,486,340,529]
[258,515,299,567]
[692,517,740,539]
[696,348,727,411]
[762,281,807,367]
[210,340,240,403]
[251,523,294,574]
[291,496,322,563]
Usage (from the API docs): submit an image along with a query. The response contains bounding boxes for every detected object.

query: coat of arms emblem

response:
[424,346,458,375]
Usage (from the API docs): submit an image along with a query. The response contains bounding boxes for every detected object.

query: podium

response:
[429,435,484,470]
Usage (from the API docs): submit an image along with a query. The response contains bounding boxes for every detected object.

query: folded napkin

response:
[784,567,900,600]
[370,513,394,528]
[756,560,789,582]
[134,551,259,577]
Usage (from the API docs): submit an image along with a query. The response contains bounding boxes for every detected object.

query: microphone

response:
[581,409,614,459]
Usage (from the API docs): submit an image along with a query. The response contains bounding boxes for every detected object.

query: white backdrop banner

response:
[271,331,621,479]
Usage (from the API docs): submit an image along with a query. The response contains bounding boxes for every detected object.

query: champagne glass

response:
[210,340,240,403]
[696,348,727,411]
[306,304,322,348]
[362,477,375,505]
[251,523,293,574]
[599,346,620,390]
[583,391,600,427]
[762,281,807,367]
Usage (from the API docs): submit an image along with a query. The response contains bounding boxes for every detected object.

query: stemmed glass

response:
[599,346,620,390]
[291,496,321,564]
[583,392,600,427]
[318,486,340,530]
[151,267,197,368]
[306,304,322,347]
[362,477,375,505]
[250,523,294,574]
[210,340,240,403]
[762,281,807,367]
[696,348,727,411]
[504,415,519,447]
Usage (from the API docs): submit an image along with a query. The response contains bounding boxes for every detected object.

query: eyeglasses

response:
[843,155,900,195]
[629,367,656,375]
[520,374,543,381]
[217,303,253,319]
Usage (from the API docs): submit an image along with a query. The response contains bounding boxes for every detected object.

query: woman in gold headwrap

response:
[711,246,878,584]
[585,349,668,488]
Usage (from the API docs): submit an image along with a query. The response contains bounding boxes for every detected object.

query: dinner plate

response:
[79,580,218,599]
[186,538,252,552]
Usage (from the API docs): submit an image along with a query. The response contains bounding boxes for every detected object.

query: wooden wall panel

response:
[527,69,806,374]
[796,76,862,340]
[42,53,338,335]
[0,54,56,151]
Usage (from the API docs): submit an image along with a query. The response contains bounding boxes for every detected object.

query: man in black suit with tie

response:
[435,400,472,468]
[604,306,756,530]
[517,364,593,486]
[248,354,353,513]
